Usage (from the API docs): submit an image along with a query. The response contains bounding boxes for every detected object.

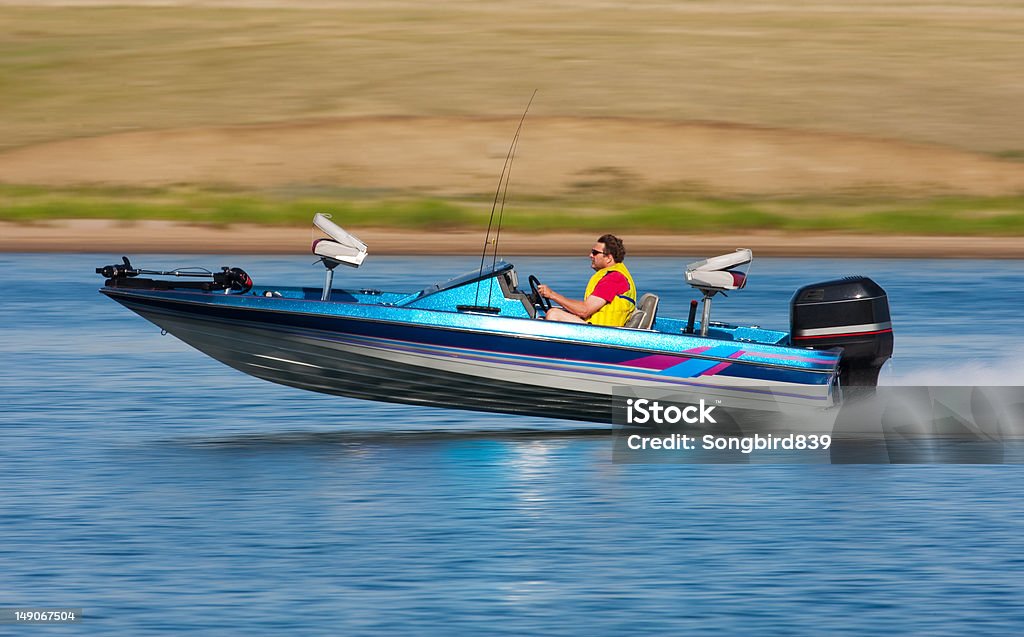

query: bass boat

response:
[97,214,893,423]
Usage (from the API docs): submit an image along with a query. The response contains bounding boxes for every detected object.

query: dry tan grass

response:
[3,116,1024,197]
[2,1,1023,153]
[3,1,1024,198]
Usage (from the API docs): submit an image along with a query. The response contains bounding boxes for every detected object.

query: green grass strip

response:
[1,185,1022,236]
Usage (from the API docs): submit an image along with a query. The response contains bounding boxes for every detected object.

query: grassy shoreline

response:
[2,185,1022,236]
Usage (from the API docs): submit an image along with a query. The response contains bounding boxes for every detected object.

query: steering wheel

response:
[528,275,552,312]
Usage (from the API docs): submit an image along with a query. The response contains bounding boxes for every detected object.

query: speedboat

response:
[96,214,893,423]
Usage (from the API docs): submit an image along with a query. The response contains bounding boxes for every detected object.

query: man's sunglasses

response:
[590,249,608,256]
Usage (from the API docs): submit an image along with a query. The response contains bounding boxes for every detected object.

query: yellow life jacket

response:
[584,262,637,327]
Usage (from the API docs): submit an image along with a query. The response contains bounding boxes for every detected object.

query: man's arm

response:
[537,285,608,319]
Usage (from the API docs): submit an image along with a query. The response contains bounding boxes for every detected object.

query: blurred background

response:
[1,0,1023,243]
[4,5,1024,634]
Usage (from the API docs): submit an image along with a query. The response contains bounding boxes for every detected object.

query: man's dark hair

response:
[597,234,626,262]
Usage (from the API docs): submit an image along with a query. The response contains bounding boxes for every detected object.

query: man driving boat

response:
[538,234,637,326]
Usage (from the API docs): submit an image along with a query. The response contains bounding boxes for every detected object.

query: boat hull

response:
[145,313,619,423]
[105,287,839,424]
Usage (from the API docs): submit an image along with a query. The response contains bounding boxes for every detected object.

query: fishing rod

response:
[485,95,533,308]
[474,90,537,307]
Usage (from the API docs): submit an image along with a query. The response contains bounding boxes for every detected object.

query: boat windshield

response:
[413,261,514,299]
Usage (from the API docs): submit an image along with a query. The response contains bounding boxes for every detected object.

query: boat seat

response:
[685,248,751,294]
[623,293,659,330]
[311,213,368,268]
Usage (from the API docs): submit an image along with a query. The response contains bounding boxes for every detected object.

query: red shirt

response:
[589,271,629,303]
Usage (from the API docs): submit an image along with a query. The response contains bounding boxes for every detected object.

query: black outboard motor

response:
[790,276,893,387]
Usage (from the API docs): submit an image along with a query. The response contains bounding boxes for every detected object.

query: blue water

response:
[2,254,1024,634]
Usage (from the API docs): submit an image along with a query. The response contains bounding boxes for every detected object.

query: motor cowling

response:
[213,267,253,294]
[790,276,893,387]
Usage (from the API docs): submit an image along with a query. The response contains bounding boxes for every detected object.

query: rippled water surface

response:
[2,254,1023,634]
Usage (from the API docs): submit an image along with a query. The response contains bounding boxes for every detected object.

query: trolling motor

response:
[96,256,253,294]
[96,256,141,279]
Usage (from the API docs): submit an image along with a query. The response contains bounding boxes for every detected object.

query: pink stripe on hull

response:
[625,347,720,371]
[624,354,689,370]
